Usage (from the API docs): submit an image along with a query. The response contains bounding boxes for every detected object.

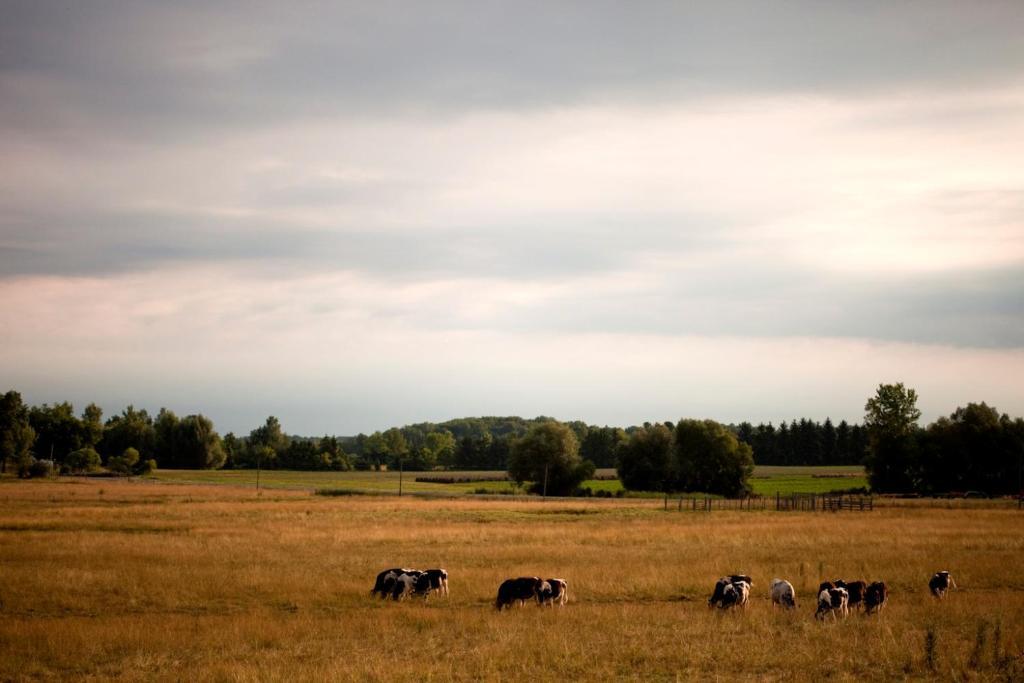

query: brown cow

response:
[864,582,888,614]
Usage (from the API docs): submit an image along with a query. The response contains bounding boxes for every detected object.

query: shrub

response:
[19,458,56,478]
[64,447,101,474]
[107,447,140,475]
[138,459,157,475]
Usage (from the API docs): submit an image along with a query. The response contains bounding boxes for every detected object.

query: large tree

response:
[674,419,754,497]
[29,402,83,464]
[616,423,674,492]
[863,383,922,492]
[175,414,226,469]
[100,406,155,461]
[0,390,36,474]
[508,421,594,496]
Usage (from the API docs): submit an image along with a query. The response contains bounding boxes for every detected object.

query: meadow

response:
[147,465,868,497]
[1,476,1022,681]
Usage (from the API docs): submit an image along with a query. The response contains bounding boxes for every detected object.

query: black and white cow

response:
[718,580,751,610]
[770,578,797,609]
[815,586,849,620]
[495,577,543,611]
[833,579,867,611]
[414,569,450,599]
[371,568,415,599]
[708,575,754,608]
[390,570,424,601]
[538,578,568,606]
[864,582,888,614]
[929,571,956,599]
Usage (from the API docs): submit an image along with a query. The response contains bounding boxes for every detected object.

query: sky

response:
[2,1,1023,436]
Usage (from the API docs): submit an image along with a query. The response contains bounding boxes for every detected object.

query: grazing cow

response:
[929,571,956,599]
[371,568,415,599]
[818,581,836,594]
[718,580,751,610]
[390,570,424,601]
[538,578,568,606]
[815,587,849,620]
[708,575,754,607]
[833,579,867,611]
[414,568,449,598]
[495,577,544,611]
[864,582,888,614]
[770,579,797,609]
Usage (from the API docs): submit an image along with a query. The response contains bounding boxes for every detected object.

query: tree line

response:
[3,385,1022,497]
[862,383,1024,496]
[732,419,868,466]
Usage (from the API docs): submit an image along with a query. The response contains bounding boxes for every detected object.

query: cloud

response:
[2,2,1024,432]
[4,1,1024,143]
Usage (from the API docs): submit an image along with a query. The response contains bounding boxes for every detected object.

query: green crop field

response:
[147,465,868,497]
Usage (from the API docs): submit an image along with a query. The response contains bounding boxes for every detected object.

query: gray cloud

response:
[3,1,1024,141]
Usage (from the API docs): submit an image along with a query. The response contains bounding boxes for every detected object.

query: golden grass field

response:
[1,477,1022,681]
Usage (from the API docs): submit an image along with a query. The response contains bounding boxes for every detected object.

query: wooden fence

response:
[665,493,873,512]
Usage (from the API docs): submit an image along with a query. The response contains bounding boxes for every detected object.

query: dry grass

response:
[1,477,1022,681]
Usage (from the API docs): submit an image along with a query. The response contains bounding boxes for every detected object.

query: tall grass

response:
[0,478,1021,681]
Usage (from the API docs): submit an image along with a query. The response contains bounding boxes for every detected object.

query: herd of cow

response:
[370,566,958,617]
[708,570,957,620]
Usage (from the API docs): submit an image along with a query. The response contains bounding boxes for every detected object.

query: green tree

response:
[65,447,101,473]
[29,402,83,464]
[153,408,181,467]
[245,416,288,468]
[0,390,36,474]
[360,431,390,470]
[863,383,922,493]
[383,428,410,470]
[581,426,628,468]
[674,419,754,497]
[425,430,457,469]
[107,447,140,475]
[221,432,241,468]
[616,423,674,492]
[100,406,155,461]
[176,414,225,469]
[864,382,921,440]
[80,403,104,448]
[507,421,594,496]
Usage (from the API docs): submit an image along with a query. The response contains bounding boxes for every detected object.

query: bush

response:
[18,458,56,478]
[64,447,101,474]
[107,447,140,475]
[138,459,157,475]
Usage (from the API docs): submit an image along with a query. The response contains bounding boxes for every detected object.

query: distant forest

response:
[0,388,865,474]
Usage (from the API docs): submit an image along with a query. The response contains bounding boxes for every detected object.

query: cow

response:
[390,570,424,601]
[709,575,754,608]
[818,581,836,593]
[770,579,797,609]
[929,571,956,599]
[864,582,888,614]
[833,579,867,611]
[815,587,849,620]
[414,568,449,598]
[371,568,416,599]
[495,577,544,611]
[538,578,568,607]
[718,580,751,610]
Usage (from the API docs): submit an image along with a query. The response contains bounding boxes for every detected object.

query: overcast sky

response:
[2,1,1023,435]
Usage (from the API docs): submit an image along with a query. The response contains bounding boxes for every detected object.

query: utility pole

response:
[543,463,549,498]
